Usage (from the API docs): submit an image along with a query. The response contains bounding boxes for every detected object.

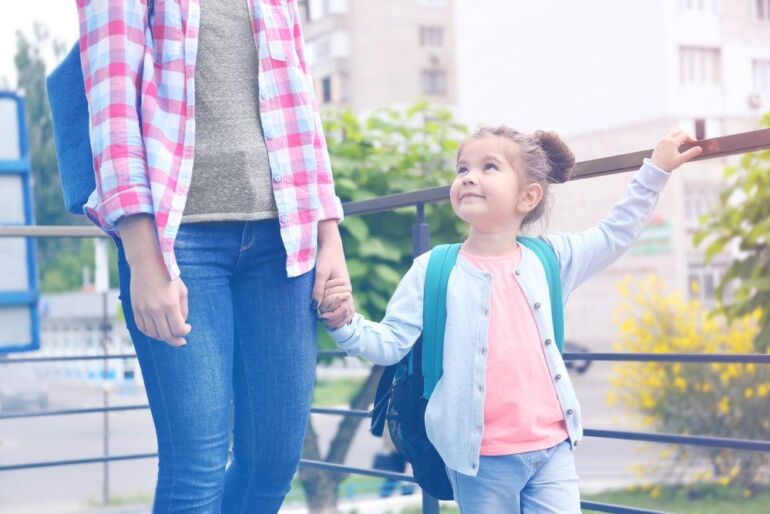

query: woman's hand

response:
[651,131,703,172]
[313,219,355,329]
[118,215,191,347]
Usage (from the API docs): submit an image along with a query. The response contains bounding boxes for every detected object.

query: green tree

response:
[694,113,770,351]
[14,24,118,292]
[299,103,467,513]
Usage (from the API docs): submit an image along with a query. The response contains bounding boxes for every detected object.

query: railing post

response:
[413,204,439,512]
[412,203,430,257]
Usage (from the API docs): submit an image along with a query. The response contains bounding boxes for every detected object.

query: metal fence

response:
[1,128,770,514]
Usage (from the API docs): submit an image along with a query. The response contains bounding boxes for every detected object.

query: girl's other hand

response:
[651,131,703,173]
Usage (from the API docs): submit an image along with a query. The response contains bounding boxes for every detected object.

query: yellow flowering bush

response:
[610,275,770,494]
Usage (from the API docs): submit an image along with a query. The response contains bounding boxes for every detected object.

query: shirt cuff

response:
[638,158,671,193]
[328,314,358,346]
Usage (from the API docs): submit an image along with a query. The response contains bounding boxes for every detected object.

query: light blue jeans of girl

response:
[445,440,580,513]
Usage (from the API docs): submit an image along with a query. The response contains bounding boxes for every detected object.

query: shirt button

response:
[514,269,520,276]
[574,440,579,447]
[534,302,541,310]
[555,374,562,381]
[567,409,574,415]
[477,385,484,392]
[472,463,477,469]
[545,339,552,346]
[273,174,282,183]
[280,215,288,224]
[481,348,486,355]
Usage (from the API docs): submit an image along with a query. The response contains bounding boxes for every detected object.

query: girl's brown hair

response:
[459,126,576,226]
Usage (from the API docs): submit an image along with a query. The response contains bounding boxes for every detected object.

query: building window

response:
[298,0,310,22]
[679,47,721,84]
[688,262,727,302]
[321,76,332,104]
[754,59,770,93]
[684,185,719,230]
[419,26,444,47]
[307,0,348,21]
[750,0,770,20]
[679,0,719,12]
[421,70,447,95]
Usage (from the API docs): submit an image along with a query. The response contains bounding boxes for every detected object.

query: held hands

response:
[650,131,703,172]
[312,220,355,330]
[317,278,355,330]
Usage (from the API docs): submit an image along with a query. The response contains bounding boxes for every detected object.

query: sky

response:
[1,2,79,88]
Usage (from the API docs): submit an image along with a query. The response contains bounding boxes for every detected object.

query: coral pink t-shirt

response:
[461,246,568,455]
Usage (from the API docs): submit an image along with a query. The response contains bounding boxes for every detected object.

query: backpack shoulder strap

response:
[517,237,565,353]
[421,243,461,399]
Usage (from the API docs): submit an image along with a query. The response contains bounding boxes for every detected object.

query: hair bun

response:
[534,130,575,183]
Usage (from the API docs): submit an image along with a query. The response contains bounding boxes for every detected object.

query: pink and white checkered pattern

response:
[76,0,343,278]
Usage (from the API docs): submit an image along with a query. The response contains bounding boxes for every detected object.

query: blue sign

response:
[0,91,40,353]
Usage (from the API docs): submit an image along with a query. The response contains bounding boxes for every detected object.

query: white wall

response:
[453,0,670,134]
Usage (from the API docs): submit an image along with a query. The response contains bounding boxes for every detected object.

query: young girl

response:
[320,127,701,513]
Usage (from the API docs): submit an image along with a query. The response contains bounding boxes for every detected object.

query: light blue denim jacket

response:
[329,160,670,477]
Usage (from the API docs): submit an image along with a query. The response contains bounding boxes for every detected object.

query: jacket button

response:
[567,409,574,415]
[555,374,562,381]
[545,339,552,345]
[534,302,541,310]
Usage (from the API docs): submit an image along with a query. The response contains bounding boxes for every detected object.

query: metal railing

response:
[2,128,770,514]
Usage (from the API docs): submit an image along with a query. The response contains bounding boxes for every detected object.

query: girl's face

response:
[450,136,542,233]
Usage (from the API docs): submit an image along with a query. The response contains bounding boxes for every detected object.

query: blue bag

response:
[47,43,94,215]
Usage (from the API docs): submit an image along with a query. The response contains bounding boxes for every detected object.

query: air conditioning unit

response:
[748,91,762,109]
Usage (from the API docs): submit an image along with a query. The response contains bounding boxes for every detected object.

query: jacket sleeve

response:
[327,255,428,365]
[542,159,671,301]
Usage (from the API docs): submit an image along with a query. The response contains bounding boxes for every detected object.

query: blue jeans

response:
[446,441,580,514]
[116,220,317,513]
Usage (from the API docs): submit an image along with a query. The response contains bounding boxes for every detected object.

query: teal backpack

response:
[370,237,564,500]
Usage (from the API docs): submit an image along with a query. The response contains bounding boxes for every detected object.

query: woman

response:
[76,0,354,511]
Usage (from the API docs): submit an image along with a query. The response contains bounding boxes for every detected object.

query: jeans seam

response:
[233,306,259,514]
[146,331,177,514]
[234,223,251,272]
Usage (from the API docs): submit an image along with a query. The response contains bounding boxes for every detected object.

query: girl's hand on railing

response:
[651,131,703,172]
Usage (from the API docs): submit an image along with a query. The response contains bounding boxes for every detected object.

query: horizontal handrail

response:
[1,129,768,235]
[3,351,769,365]
[4,403,768,453]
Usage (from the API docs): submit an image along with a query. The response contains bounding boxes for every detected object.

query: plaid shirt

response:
[76,0,343,278]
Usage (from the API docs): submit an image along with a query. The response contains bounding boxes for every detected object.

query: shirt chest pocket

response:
[259,0,299,65]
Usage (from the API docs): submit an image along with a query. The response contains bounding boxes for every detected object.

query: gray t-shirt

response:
[182,0,277,223]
